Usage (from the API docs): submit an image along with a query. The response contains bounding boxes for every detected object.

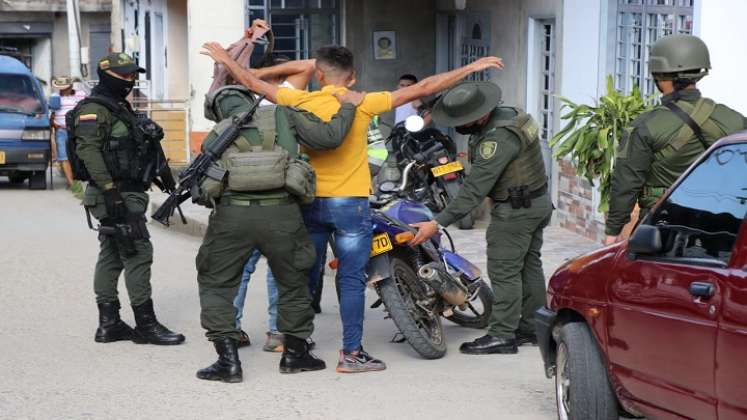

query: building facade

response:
[6,0,742,239]
[0,0,111,94]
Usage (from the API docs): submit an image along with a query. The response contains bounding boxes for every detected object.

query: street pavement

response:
[0,177,598,420]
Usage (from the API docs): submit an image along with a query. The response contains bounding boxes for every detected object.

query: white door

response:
[151,12,165,99]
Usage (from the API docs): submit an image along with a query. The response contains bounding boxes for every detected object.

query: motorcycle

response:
[361,159,494,359]
[371,115,474,230]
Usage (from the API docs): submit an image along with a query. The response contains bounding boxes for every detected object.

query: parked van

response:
[0,54,50,189]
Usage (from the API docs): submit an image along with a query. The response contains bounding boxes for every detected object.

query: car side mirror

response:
[628,225,663,255]
[48,95,61,111]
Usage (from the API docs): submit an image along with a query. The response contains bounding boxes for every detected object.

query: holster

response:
[508,186,531,209]
[97,214,149,257]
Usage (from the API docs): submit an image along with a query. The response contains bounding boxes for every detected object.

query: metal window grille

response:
[247,0,339,62]
[615,0,693,96]
[539,22,556,143]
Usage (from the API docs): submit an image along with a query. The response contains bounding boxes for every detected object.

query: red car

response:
[536,133,747,420]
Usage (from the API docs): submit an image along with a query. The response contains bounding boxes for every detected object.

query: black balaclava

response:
[95,67,136,100]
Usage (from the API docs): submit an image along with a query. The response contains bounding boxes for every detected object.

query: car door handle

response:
[689,282,716,299]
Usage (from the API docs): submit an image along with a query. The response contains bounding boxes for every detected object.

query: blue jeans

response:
[233,249,279,332]
[303,197,372,353]
[55,129,69,161]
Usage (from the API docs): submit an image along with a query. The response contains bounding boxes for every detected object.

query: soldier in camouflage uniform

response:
[71,53,185,345]
[411,81,553,355]
[195,85,362,383]
[605,34,747,244]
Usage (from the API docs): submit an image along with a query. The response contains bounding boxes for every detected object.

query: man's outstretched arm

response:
[390,56,504,108]
[252,59,316,89]
[201,42,281,103]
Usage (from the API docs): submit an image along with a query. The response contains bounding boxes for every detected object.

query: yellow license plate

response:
[0,151,5,165]
[431,161,463,177]
[370,233,393,257]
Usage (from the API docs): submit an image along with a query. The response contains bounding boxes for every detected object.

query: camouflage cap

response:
[98,52,146,76]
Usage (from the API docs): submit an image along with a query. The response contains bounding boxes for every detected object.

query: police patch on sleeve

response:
[479,141,498,159]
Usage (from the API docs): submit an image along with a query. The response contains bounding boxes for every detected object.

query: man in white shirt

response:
[51,76,86,188]
[394,74,421,124]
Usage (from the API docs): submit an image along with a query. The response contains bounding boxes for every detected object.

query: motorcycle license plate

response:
[431,161,463,177]
[370,233,393,257]
[0,151,5,164]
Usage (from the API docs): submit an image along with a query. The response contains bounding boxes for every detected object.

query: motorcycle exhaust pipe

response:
[418,263,468,306]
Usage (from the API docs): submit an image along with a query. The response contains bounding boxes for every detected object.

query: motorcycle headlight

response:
[22,129,51,140]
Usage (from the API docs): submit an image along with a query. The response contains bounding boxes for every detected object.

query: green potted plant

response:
[550,75,652,214]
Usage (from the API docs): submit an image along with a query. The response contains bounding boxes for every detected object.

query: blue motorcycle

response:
[366,159,494,359]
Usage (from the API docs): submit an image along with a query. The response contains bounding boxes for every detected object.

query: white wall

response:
[187,0,245,133]
[558,0,603,112]
[695,0,747,115]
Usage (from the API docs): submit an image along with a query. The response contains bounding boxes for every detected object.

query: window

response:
[648,143,747,265]
[247,0,339,66]
[615,0,693,96]
[0,74,43,114]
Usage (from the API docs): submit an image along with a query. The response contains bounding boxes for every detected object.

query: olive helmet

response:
[204,85,258,122]
[648,34,711,81]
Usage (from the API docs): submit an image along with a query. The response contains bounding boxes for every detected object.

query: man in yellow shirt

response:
[202,42,503,372]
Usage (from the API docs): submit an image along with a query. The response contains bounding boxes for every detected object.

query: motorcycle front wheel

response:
[445,281,493,329]
[377,255,447,359]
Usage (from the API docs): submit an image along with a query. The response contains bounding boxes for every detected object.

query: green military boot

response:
[279,334,326,374]
[94,300,140,343]
[196,338,243,383]
[131,299,186,345]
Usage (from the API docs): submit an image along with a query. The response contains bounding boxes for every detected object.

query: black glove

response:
[103,189,128,219]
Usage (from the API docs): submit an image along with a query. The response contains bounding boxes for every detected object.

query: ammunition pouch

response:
[195,162,228,207]
[498,184,548,209]
[223,146,288,192]
[284,158,316,204]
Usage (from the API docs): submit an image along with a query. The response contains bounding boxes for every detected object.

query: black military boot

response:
[95,300,140,343]
[459,334,518,355]
[196,338,243,383]
[279,334,326,374]
[131,299,186,345]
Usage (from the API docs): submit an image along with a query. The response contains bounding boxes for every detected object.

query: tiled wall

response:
[555,160,605,242]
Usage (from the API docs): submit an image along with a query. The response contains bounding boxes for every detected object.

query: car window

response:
[648,143,747,265]
[0,73,43,114]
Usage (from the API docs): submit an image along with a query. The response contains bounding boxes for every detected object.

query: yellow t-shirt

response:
[276,85,393,197]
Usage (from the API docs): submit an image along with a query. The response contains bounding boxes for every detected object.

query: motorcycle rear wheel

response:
[378,255,447,359]
[445,281,493,329]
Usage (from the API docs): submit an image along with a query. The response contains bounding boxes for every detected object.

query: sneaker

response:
[336,348,387,373]
[238,330,251,348]
[263,331,284,353]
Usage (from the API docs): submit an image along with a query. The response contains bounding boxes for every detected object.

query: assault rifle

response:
[151,95,265,226]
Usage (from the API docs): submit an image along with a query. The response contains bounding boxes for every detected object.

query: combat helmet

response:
[204,85,258,122]
[648,34,711,82]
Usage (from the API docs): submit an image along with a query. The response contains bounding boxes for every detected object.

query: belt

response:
[219,196,296,207]
[494,183,548,203]
[90,180,146,193]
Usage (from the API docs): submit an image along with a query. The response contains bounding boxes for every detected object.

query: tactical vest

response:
[640,97,728,208]
[471,107,547,202]
[66,95,158,187]
[198,107,316,205]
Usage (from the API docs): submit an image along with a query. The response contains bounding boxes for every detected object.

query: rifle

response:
[136,112,187,224]
[152,95,265,226]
